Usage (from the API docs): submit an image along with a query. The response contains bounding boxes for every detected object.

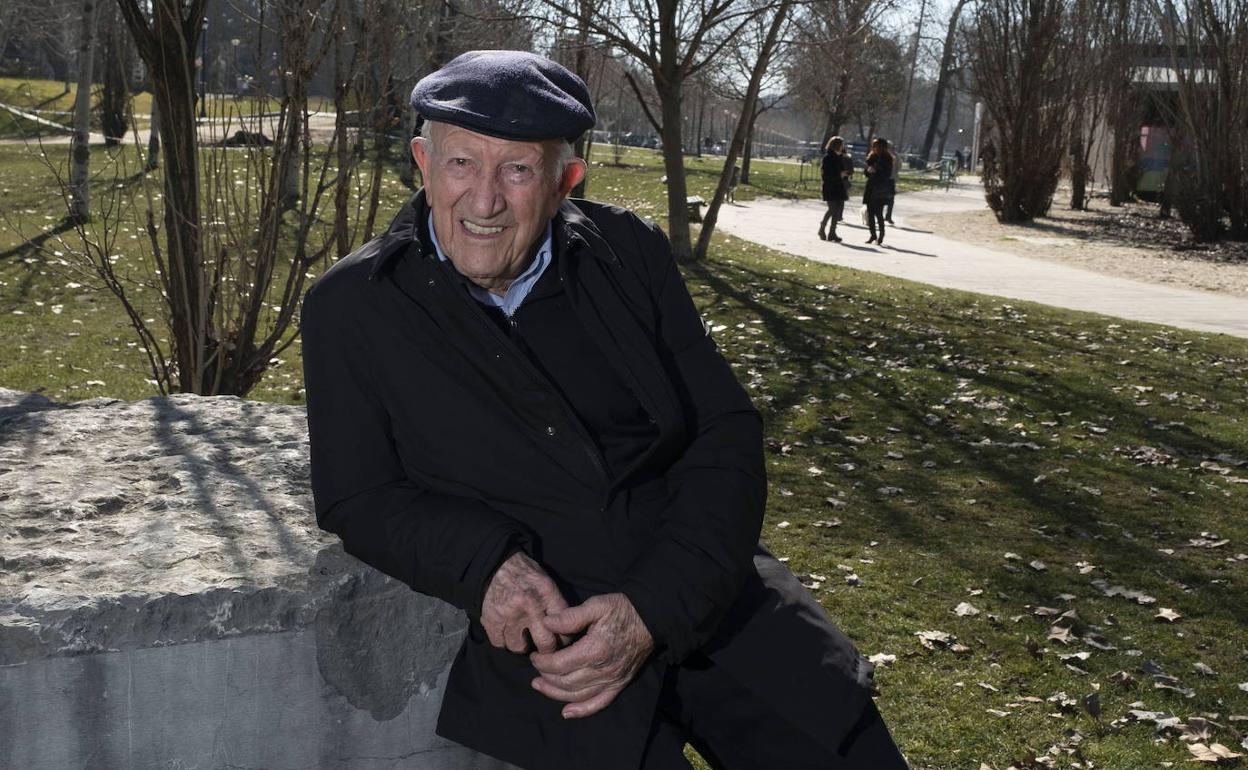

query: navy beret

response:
[411,50,596,142]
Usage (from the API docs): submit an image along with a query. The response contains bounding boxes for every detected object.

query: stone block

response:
[0,389,508,769]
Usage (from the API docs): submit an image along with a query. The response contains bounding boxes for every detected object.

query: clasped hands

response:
[480,551,653,719]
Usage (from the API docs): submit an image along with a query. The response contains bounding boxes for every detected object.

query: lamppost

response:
[199,18,209,118]
[971,102,984,171]
[231,38,241,96]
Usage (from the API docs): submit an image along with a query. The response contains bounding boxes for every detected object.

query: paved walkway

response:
[715,181,1248,340]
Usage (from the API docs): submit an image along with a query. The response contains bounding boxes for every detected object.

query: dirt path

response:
[904,197,1248,298]
[712,182,1248,339]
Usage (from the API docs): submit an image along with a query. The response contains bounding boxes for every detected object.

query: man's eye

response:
[504,163,535,181]
[451,158,469,166]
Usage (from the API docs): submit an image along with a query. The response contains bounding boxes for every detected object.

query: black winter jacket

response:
[302,192,872,768]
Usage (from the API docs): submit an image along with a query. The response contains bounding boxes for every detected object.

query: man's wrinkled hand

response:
[529,593,654,719]
[481,552,569,654]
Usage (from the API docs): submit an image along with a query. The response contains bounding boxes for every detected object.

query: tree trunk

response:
[657,81,693,261]
[896,0,928,146]
[332,13,353,258]
[1070,138,1086,210]
[825,67,853,143]
[1108,104,1136,206]
[100,3,131,146]
[145,97,161,171]
[935,91,957,159]
[741,114,756,184]
[399,106,417,188]
[694,0,791,260]
[118,0,208,392]
[922,0,967,161]
[362,4,395,241]
[279,100,303,211]
[694,92,704,158]
[69,0,98,223]
[570,10,592,198]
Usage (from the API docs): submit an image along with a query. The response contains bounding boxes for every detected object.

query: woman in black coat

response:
[863,137,895,245]
[819,135,853,242]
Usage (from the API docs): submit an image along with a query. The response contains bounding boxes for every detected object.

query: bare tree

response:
[68,0,98,223]
[527,0,770,260]
[788,0,897,145]
[1,1,77,86]
[969,0,1088,222]
[920,0,970,160]
[144,98,160,171]
[851,30,907,141]
[1100,0,1151,205]
[1063,0,1115,210]
[115,0,210,391]
[1151,0,1248,241]
[100,1,133,146]
[694,0,793,260]
[69,0,347,395]
[550,0,610,197]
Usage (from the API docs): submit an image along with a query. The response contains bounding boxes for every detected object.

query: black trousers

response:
[866,201,887,240]
[639,654,908,769]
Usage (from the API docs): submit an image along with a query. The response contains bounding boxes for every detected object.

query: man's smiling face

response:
[412,122,585,295]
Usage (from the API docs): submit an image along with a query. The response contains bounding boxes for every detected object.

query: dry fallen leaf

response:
[868,653,896,667]
[1181,717,1212,743]
[1047,625,1076,644]
[1092,579,1157,605]
[955,602,981,617]
[1187,742,1244,763]
[1156,607,1183,623]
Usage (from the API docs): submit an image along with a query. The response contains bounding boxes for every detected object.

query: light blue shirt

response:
[427,214,553,318]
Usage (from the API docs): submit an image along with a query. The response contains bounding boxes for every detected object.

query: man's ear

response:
[559,158,587,197]
[411,137,430,178]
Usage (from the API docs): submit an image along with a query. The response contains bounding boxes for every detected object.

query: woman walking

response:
[863,137,895,245]
[819,135,853,242]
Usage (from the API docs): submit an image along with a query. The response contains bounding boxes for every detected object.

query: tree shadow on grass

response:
[683,257,1248,629]
[0,217,75,262]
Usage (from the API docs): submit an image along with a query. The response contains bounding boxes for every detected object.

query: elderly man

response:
[302,50,907,769]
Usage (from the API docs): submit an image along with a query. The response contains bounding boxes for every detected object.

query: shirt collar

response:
[427,213,554,317]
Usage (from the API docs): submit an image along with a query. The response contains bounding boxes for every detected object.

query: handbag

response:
[859,204,869,226]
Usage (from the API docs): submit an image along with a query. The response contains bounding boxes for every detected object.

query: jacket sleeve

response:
[617,221,767,664]
[301,282,536,618]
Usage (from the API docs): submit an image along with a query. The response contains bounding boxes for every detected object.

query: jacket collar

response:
[554,199,622,267]
[367,191,617,281]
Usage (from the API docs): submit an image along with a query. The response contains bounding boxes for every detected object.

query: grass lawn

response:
[0,77,336,138]
[2,140,1246,769]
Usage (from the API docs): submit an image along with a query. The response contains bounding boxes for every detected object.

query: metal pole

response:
[971,101,984,171]
[199,19,208,118]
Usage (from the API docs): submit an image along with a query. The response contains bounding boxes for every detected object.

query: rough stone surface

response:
[0,388,504,769]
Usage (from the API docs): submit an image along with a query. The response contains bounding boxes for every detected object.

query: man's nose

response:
[467,170,506,218]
